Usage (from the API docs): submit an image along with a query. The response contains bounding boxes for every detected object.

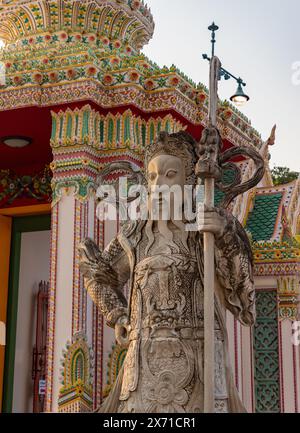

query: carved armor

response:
[119,229,227,413]
[79,213,255,413]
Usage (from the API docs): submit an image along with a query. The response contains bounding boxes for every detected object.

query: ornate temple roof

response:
[0,0,154,51]
[0,0,262,154]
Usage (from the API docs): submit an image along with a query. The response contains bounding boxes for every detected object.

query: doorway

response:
[2,214,51,413]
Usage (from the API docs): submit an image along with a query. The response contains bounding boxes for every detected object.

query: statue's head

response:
[145,131,197,221]
[145,131,198,188]
[144,131,197,252]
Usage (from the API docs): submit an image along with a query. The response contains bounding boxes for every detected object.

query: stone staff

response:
[196,55,222,413]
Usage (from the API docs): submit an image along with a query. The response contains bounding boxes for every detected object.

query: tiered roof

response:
[0,0,262,150]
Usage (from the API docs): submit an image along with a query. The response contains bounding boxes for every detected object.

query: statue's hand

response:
[197,204,226,238]
[79,238,119,287]
[115,314,130,347]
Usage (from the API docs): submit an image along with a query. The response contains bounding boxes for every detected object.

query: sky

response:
[143,0,300,172]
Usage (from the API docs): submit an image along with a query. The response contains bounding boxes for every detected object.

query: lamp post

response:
[203,23,250,107]
[201,22,250,413]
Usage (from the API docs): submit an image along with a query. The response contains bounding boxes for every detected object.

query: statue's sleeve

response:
[214,212,255,326]
[79,237,130,328]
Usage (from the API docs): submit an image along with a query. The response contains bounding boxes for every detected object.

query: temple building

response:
[0,0,299,414]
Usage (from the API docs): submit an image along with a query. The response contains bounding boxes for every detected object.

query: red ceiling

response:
[0,106,53,173]
[0,100,239,174]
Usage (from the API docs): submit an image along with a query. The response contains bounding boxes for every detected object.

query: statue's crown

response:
[145,131,198,184]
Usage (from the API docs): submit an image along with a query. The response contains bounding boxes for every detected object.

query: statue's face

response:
[148,154,185,188]
[147,154,185,220]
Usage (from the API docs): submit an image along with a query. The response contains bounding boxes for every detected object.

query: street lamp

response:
[199,22,252,414]
[203,22,250,107]
[230,79,250,106]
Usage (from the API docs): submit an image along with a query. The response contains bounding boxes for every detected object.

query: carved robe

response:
[80,213,255,413]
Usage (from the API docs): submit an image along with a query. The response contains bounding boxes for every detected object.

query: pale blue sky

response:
[143,0,300,172]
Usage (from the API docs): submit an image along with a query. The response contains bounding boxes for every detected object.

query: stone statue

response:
[79,129,262,413]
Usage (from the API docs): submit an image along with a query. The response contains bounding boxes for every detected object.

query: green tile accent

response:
[246,193,282,241]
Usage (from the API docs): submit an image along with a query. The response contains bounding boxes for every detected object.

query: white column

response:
[45,192,75,412]
[279,320,298,412]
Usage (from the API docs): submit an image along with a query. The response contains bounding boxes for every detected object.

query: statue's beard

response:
[145,218,189,255]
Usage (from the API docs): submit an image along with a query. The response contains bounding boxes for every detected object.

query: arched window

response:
[72,350,85,384]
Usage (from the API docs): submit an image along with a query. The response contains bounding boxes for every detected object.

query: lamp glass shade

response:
[230,83,250,106]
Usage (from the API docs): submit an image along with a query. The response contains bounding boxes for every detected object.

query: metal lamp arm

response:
[202,53,246,87]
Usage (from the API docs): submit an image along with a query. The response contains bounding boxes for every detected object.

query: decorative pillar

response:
[45,105,98,412]
[277,276,300,413]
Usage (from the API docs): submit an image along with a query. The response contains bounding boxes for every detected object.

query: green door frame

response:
[2,214,51,413]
